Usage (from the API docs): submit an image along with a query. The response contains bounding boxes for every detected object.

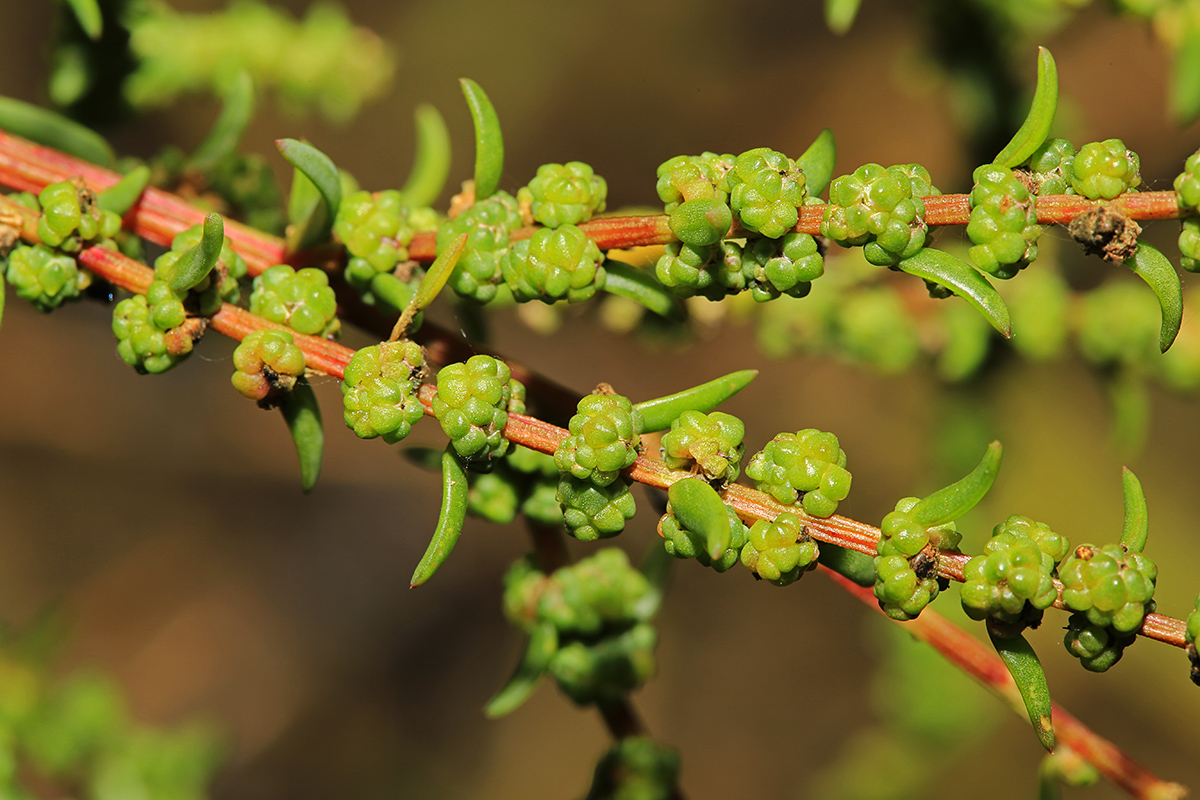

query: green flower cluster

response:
[822,163,937,266]
[656,152,734,211]
[1186,594,1200,686]
[502,549,658,706]
[726,147,808,239]
[744,429,851,518]
[111,279,194,374]
[1071,139,1141,200]
[230,328,306,402]
[1178,150,1200,273]
[431,355,521,463]
[557,475,638,542]
[739,233,824,302]
[554,393,643,487]
[873,497,957,621]
[249,264,340,338]
[741,510,820,586]
[155,222,248,314]
[464,445,562,525]
[501,223,606,303]
[583,736,680,800]
[658,502,748,572]
[1059,543,1157,672]
[966,164,1041,279]
[654,240,744,299]
[4,244,92,312]
[659,410,745,483]
[960,515,1070,627]
[436,191,523,303]
[517,161,607,228]
[341,340,425,443]
[334,189,439,301]
[36,180,121,253]
[1026,138,1076,195]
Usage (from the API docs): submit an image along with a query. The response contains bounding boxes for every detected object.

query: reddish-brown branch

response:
[824,569,1187,800]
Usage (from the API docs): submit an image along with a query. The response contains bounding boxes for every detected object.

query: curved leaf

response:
[668,477,731,561]
[898,248,1011,337]
[63,0,103,39]
[96,165,150,216]
[1169,32,1200,126]
[1125,242,1182,353]
[824,0,861,35]
[634,369,758,433]
[796,128,836,197]
[484,621,557,718]
[460,78,504,201]
[912,441,1002,528]
[276,138,342,252]
[0,96,114,166]
[994,47,1058,169]
[988,627,1055,752]
[410,446,469,587]
[1118,467,1148,554]
[280,378,323,493]
[600,259,686,322]
[190,71,255,171]
[391,232,466,341]
[400,104,452,207]
[165,212,224,293]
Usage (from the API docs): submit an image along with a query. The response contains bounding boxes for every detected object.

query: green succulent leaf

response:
[1119,467,1148,554]
[898,248,1012,337]
[994,47,1058,169]
[668,477,732,561]
[824,0,861,35]
[460,78,504,201]
[912,440,1002,528]
[1124,242,1182,353]
[1170,32,1200,126]
[484,620,557,718]
[276,138,342,252]
[817,543,875,587]
[0,95,115,166]
[988,627,1055,752]
[96,165,150,216]
[400,104,452,207]
[280,378,324,493]
[412,231,466,312]
[634,370,757,434]
[190,71,255,171]
[600,259,686,322]
[63,0,103,39]
[410,446,470,587]
[165,212,224,293]
[796,128,836,197]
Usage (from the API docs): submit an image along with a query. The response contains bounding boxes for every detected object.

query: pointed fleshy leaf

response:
[165,212,224,293]
[484,621,557,718]
[898,248,1011,337]
[280,378,323,493]
[412,231,465,311]
[1169,32,1200,126]
[276,138,342,251]
[668,477,731,562]
[796,128,836,197]
[994,47,1058,169]
[190,71,254,171]
[460,78,504,201]
[285,166,324,252]
[0,96,114,166]
[1125,242,1182,353]
[600,259,686,322]
[634,370,758,433]
[988,627,1055,752]
[817,543,875,587]
[824,0,861,35]
[400,104,452,207]
[63,0,103,39]
[1119,467,1148,554]
[410,446,469,587]
[96,165,150,215]
[912,441,1002,527]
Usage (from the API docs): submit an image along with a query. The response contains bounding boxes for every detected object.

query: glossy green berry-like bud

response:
[960,530,1059,625]
[998,514,1071,564]
[655,153,735,209]
[549,621,657,706]
[517,161,607,227]
[1059,543,1157,633]
[668,198,733,247]
[431,355,514,462]
[1180,218,1200,273]
[1188,595,1200,645]
[436,191,523,304]
[341,340,425,443]
[1063,611,1136,672]
[659,410,745,483]
[36,180,121,252]
[554,393,643,487]
[659,503,748,572]
[1175,150,1200,211]
[250,265,340,337]
[112,294,190,374]
[466,464,521,524]
[727,147,807,239]
[878,499,932,558]
[144,278,188,331]
[557,475,637,541]
[966,164,1041,280]
[506,445,563,524]
[1071,139,1141,200]
[741,511,819,586]
[1027,138,1076,195]
[585,736,680,800]
[537,548,652,634]
[156,222,248,314]
[4,243,91,312]
[871,496,946,620]
[873,552,940,621]
[821,163,929,266]
[231,329,306,401]
[336,190,426,269]
[744,428,851,518]
[501,223,606,303]
[744,233,824,302]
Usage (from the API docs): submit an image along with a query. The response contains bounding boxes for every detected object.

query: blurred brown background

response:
[1,1,1199,798]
